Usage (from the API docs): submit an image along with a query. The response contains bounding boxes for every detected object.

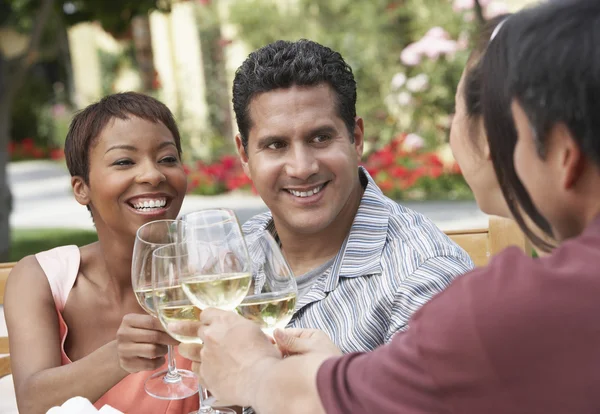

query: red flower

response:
[50,148,64,160]
[7,141,15,154]
[21,138,35,152]
[32,147,45,159]
[390,165,409,179]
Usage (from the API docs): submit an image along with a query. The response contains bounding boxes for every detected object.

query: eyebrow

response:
[105,141,177,154]
[255,125,340,148]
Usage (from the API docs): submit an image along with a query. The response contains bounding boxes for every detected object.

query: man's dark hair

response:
[232,39,357,152]
[507,0,600,166]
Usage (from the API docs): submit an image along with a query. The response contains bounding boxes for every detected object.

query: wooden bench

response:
[0,262,15,379]
[446,215,532,266]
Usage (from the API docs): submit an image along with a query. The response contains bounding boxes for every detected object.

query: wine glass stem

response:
[199,386,214,413]
[164,345,180,383]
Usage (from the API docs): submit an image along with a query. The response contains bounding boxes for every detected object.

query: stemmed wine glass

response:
[237,231,298,338]
[153,239,249,414]
[167,208,253,414]
[181,209,253,312]
[132,219,198,400]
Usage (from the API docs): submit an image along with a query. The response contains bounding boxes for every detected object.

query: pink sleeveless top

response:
[35,245,199,414]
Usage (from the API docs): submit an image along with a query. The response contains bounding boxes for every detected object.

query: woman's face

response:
[73,116,187,238]
[449,70,508,217]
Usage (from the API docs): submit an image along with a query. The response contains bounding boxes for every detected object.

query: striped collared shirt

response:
[242,167,474,351]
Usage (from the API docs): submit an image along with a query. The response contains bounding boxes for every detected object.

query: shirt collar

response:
[258,167,389,292]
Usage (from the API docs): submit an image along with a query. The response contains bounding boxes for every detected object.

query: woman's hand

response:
[116,313,180,373]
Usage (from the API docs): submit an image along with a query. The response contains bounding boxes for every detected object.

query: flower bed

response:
[185,134,472,200]
[8,138,64,162]
[363,133,472,200]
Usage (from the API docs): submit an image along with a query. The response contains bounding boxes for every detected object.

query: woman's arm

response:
[5,255,129,414]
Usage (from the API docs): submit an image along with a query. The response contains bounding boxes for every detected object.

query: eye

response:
[160,155,179,164]
[112,159,133,166]
[267,141,286,150]
[313,134,331,144]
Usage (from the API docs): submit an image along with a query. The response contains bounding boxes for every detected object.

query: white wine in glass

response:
[153,242,236,414]
[181,209,253,311]
[238,231,298,337]
[132,219,198,400]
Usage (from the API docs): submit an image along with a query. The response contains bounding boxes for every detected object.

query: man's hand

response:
[116,313,180,373]
[274,328,343,357]
[170,308,281,407]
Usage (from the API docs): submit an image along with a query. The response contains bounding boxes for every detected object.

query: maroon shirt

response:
[317,216,600,414]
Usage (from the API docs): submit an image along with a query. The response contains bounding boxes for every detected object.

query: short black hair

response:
[507,0,600,166]
[232,39,357,152]
[65,91,182,183]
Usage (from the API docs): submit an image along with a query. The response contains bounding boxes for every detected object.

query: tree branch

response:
[7,0,56,100]
[473,0,486,25]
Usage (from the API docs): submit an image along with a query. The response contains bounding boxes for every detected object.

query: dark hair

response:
[64,91,182,183]
[232,39,357,152]
[506,0,600,167]
[462,15,555,250]
[463,15,510,145]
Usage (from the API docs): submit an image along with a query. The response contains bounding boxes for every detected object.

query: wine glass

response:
[153,242,239,414]
[180,208,253,312]
[237,231,298,338]
[132,219,198,400]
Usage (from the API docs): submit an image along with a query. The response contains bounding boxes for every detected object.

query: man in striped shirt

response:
[231,39,474,356]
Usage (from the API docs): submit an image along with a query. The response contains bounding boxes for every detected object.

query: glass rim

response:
[135,219,186,244]
[151,242,189,259]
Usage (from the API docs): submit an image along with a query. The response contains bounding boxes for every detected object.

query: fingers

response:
[118,315,180,347]
[198,307,232,325]
[117,313,179,373]
[273,329,312,355]
[119,354,167,373]
[178,342,203,362]
[168,321,203,339]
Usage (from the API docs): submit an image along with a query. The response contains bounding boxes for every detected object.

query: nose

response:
[135,160,166,187]
[285,145,319,181]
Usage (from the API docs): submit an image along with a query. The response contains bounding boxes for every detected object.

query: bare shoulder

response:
[5,254,52,301]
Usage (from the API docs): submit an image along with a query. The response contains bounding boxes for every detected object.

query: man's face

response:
[236,84,364,236]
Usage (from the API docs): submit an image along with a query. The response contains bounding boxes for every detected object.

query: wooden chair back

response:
[445,216,532,267]
[0,262,15,378]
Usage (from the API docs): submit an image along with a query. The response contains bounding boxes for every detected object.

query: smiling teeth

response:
[132,198,167,210]
[288,185,323,198]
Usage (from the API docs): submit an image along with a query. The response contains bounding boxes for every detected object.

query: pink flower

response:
[400,43,422,66]
[452,0,493,12]
[484,1,510,19]
[424,27,450,40]
[400,26,458,66]
[402,133,425,152]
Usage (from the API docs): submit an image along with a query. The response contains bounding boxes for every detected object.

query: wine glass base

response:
[144,369,199,400]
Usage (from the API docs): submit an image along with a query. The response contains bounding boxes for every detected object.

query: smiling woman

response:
[3,92,198,414]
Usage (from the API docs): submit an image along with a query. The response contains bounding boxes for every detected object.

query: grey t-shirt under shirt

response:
[296,257,336,301]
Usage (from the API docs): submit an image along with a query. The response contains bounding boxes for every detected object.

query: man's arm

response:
[385,255,472,341]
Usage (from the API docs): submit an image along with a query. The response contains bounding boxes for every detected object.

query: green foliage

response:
[10,227,98,261]
[228,0,413,143]
[228,0,476,150]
